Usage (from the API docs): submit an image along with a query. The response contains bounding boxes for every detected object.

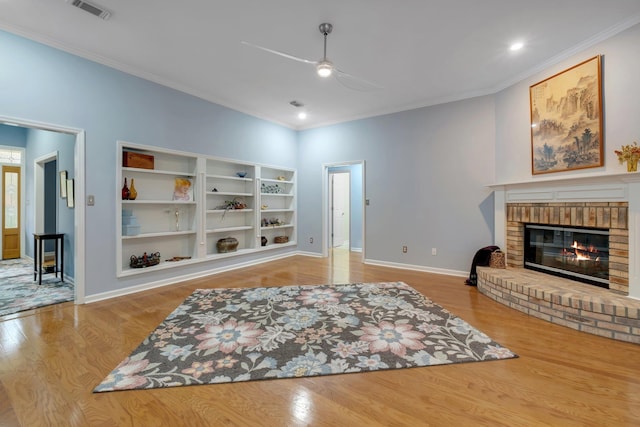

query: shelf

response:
[260,193,293,197]
[260,225,293,230]
[123,167,196,177]
[122,200,197,205]
[122,230,197,240]
[260,209,294,213]
[207,174,253,182]
[207,209,254,214]
[119,257,200,277]
[206,247,256,260]
[207,226,254,233]
[207,191,253,197]
[259,241,297,250]
[261,178,293,184]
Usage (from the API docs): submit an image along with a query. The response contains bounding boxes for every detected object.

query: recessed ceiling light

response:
[297,112,307,120]
[510,42,524,51]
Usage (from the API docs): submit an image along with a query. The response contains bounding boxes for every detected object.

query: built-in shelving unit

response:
[258,166,296,248]
[117,141,296,277]
[204,158,257,257]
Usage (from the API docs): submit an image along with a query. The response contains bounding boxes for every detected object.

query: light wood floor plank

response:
[1,250,639,426]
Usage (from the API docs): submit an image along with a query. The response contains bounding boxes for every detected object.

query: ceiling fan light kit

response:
[317,60,333,77]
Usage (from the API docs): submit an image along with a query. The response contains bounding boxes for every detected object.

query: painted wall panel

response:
[298,96,496,272]
[0,30,297,297]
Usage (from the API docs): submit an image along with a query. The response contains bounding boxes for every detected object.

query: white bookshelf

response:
[116,141,296,277]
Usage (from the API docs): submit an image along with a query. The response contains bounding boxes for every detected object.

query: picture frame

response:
[172,177,193,201]
[530,55,603,175]
[66,179,74,208]
[59,170,68,198]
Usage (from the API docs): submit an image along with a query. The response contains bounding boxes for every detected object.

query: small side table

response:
[33,233,64,286]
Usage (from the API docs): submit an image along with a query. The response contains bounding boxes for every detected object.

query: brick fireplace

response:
[480,175,640,344]
[505,201,628,294]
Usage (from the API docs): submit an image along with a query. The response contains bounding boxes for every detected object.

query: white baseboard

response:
[84,252,298,304]
[83,251,467,305]
[296,251,324,258]
[364,258,467,278]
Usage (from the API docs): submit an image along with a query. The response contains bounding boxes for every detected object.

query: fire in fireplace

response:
[524,224,609,288]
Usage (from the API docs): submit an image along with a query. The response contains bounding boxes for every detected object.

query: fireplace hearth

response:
[524,225,609,288]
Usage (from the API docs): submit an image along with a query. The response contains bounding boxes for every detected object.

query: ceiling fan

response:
[241,23,382,91]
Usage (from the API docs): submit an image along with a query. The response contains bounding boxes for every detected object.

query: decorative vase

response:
[627,157,638,172]
[129,178,138,200]
[261,236,268,246]
[121,178,130,200]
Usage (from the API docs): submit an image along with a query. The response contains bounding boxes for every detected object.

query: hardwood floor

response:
[1,250,639,426]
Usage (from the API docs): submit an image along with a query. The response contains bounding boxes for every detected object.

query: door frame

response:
[0,115,86,304]
[0,146,25,258]
[322,160,366,261]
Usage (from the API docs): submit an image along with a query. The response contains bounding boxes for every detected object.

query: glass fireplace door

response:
[524,225,609,287]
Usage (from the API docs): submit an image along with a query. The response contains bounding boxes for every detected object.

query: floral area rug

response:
[0,258,74,317]
[94,282,517,392]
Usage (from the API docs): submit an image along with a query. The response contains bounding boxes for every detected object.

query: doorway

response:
[323,161,365,261]
[329,171,350,249]
[34,153,59,243]
[0,115,86,305]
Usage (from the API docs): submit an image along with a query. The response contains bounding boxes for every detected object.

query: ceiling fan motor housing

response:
[319,23,333,35]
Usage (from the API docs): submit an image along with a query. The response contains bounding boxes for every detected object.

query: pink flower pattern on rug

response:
[359,321,426,356]
[94,282,517,392]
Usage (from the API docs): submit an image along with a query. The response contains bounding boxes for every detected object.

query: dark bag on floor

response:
[465,245,500,286]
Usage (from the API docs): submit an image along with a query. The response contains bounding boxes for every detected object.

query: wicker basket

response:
[273,236,289,244]
[489,250,506,269]
[216,237,239,253]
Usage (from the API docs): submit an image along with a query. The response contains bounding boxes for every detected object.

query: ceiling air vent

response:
[69,0,111,20]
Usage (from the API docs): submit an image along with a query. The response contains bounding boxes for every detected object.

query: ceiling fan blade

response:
[241,41,318,65]
[334,67,384,91]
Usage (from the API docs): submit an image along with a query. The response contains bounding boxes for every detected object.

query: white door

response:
[330,172,350,248]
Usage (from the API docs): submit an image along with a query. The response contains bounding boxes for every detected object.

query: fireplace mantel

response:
[489,172,640,299]
[488,171,640,190]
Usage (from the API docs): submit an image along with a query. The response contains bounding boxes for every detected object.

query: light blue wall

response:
[5,21,636,296]
[0,30,297,297]
[0,125,27,147]
[298,96,496,272]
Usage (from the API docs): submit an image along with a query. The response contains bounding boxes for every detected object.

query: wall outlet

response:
[432,248,437,256]
[309,237,314,244]
[402,246,408,253]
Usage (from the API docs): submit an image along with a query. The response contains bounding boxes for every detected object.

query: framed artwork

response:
[530,55,603,175]
[66,179,74,208]
[172,177,192,201]
[59,170,68,198]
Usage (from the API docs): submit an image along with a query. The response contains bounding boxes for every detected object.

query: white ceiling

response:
[2,1,640,130]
